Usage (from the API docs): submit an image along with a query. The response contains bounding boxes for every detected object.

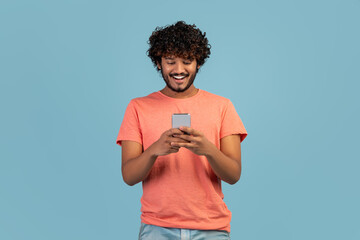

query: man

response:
[116,21,247,240]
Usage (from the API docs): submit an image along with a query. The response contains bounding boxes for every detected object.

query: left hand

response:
[171,127,216,156]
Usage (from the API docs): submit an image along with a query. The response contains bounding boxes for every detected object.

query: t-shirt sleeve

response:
[116,100,142,146]
[220,100,247,142]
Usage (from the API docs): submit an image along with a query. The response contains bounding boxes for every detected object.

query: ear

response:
[156,61,161,70]
[196,63,201,73]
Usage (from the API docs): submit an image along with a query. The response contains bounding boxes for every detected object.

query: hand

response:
[171,127,215,156]
[151,128,190,156]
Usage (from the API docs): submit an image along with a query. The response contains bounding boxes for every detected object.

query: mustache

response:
[169,73,189,77]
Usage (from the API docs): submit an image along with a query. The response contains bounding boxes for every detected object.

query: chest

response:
[137,101,223,149]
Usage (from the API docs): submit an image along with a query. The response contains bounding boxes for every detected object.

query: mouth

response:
[171,74,188,84]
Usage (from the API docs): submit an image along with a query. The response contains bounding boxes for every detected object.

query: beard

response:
[160,70,197,93]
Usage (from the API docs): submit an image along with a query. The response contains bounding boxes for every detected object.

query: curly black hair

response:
[147,21,211,70]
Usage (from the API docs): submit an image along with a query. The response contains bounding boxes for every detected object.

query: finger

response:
[169,143,180,149]
[170,146,180,151]
[179,127,202,136]
[173,135,201,145]
[168,148,179,154]
[167,128,184,136]
[171,142,196,148]
[172,134,194,142]
[168,137,190,143]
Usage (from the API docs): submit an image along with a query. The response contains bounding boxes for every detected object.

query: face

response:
[157,56,200,93]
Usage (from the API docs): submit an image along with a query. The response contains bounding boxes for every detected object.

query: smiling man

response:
[116,21,247,240]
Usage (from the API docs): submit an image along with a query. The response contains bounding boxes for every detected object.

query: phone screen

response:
[172,113,191,129]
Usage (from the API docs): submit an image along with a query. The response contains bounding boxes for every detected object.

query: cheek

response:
[160,68,169,76]
[162,67,172,74]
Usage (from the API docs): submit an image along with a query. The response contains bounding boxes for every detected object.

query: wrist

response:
[204,142,218,158]
[147,141,160,158]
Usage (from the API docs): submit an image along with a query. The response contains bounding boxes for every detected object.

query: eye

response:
[167,62,175,65]
[183,61,191,65]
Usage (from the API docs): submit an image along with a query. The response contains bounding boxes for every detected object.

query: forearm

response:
[205,144,241,185]
[122,145,158,186]
[121,128,186,186]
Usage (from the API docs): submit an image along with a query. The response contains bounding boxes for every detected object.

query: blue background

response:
[1,0,359,239]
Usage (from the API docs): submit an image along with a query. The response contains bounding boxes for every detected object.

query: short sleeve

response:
[220,100,247,142]
[116,100,142,146]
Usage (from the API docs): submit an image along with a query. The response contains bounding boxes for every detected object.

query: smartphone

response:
[172,113,191,129]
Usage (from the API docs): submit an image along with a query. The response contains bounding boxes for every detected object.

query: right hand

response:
[151,128,190,156]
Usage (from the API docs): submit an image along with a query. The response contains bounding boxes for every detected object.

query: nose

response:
[173,62,185,74]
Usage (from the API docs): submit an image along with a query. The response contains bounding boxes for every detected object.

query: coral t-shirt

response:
[116,89,247,232]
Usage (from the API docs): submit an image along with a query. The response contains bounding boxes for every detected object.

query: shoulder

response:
[128,92,161,106]
[199,89,231,105]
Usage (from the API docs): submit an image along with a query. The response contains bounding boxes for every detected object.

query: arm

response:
[121,128,187,186]
[207,134,241,184]
[172,127,242,185]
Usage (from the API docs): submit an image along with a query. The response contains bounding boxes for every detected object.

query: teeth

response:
[173,76,185,80]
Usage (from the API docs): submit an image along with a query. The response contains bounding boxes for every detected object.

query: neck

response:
[160,85,198,99]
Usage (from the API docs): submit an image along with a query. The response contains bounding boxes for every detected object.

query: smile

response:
[173,75,186,80]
